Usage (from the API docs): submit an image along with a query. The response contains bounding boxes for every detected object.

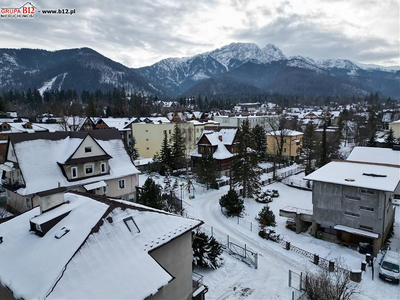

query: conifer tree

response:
[195,148,218,189]
[384,128,396,148]
[219,189,244,217]
[171,124,186,170]
[302,123,317,175]
[192,232,223,269]
[159,131,172,174]
[137,178,165,210]
[231,119,261,197]
[253,124,267,161]
[318,123,329,168]
[256,205,276,228]
[127,136,139,161]
[85,98,98,117]
[367,130,377,147]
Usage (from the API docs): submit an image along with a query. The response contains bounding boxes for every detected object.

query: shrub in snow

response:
[258,228,280,242]
[219,189,244,217]
[192,232,223,269]
[305,260,358,300]
[256,205,276,228]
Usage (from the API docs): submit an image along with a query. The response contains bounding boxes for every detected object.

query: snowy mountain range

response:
[0,43,399,98]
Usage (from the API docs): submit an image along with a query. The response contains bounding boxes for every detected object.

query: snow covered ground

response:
[139,173,400,299]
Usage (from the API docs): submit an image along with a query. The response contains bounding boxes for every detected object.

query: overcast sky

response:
[0,0,398,67]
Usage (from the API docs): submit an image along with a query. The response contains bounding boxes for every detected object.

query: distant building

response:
[213,114,278,132]
[389,120,400,140]
[305,147,399,255]
[131,118,218,159]
[0,129,139,213]
[234,102,260,112]
[0,192,205,300]
[190,128,238,177]
[266,130,303,160]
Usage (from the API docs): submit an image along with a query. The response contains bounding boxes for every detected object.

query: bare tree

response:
[305,261,359,300]
[266,116,291,179]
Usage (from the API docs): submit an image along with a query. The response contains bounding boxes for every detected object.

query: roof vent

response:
[362,173,387,178]
[345,178,355,182]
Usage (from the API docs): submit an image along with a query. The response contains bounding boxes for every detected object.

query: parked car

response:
[379,250,400,284]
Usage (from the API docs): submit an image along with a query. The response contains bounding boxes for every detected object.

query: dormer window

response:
[85,147,92,153]
[85,164,94,175]
[71,166,78,179]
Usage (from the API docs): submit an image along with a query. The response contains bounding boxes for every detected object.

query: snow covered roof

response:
[389,119,400,124]
[304,161,400,192]
[9,129,140,196]
[98,117,134,131]
[334,225,379,239]
[347,147,400,167]
[267,130,304,137]
[0,193,202,300]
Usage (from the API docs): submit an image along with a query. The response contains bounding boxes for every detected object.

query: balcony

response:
[192,271,208,300]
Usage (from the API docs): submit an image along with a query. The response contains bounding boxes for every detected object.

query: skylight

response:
[123,216,140,234]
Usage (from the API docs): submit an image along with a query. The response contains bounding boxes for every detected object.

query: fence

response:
[276,166,304,180]
[282,177,313,190]
[196,222,258,269]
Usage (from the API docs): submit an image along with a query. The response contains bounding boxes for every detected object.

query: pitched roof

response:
[8,129,139,196]
[0,193,202,300]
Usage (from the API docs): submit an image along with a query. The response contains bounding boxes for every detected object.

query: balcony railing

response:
[192,271,208,300]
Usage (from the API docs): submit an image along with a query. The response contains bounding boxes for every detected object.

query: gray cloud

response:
[0,0,398,67]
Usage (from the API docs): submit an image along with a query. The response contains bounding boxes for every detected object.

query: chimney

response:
[218,134,222,141]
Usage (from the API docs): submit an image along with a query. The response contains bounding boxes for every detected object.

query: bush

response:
[255,191,273,204]
[305,261,358,300]
[256,205,276,228]
[258,228,280,242]
[192,231,223,269]
[219,189,244,217]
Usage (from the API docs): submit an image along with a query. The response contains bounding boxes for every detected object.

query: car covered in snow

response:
[379,250,400,284]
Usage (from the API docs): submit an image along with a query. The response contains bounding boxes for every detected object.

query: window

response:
[169,130,171,134]
[85,147,92,153]
[344,211,360,218]
[163,130,166,134]
[283,148,287,153]
[360,188,374,195]
[103,186,108,194]
[360,225,373,231]
[71,166,78,179]
[85,164,94,175]
[360,206,374,212]
[25,197,31,209]
[100,163,107,174]
[119,179,125,189]
[345,195,361,201]
[197,128,199,133]
[146,147,149,150]
[145,130,148,132]
[146,138,149,141]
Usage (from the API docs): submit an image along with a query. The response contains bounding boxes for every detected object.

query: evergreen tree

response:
[256,205,276,228]
[384,128,396,148]
[253,124,267,161]
[219,189,244,217]
[231,119,261,197]
[85,98,98,117]
[302,123,317,175]
[192,232,223,269]
[159,131,172,174]
[127,136,139,161]
[171,124,186,170]
[318,123,329,168]
[367,130,377,147]
[137,178,165,210]
[195,148,218,190]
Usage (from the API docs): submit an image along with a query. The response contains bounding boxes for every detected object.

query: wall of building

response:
[132,123,196,158]
[71,135,105,159]
[266,134,303,158]
[150,232,193,300]
[313,182,387,236]
[389,122,400,139]
[63,160,109,181]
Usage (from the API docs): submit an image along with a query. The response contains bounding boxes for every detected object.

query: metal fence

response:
[197,222,258,269]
